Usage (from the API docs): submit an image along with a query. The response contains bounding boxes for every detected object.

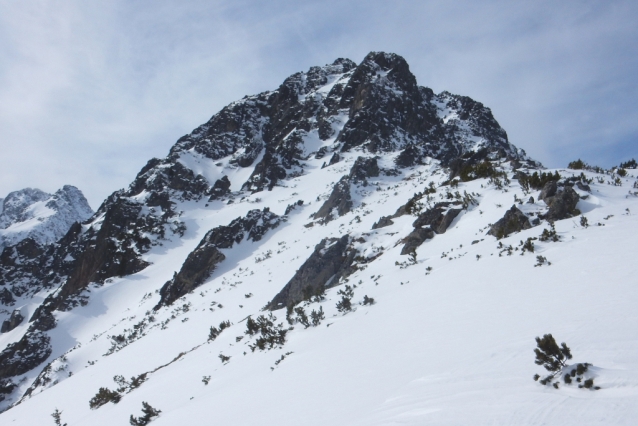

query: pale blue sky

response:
[1,0,636,208]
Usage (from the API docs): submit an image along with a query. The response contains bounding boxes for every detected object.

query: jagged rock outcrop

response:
[0,379,15,402]
[1,310,23,333]
[314,156,382,223]
[539,182,580,221]
[539,181,558,201]
[401,228,435,255]
[372,203,410,229]
[0,289,14,306]
[238,58,359,192]
[0,331,51,380]
[400,202,463,254]
[348,157,380,185]
[156,208,281,308]
[266,235,358,310]
[27,308,56,332]
[209,176,231,200]
[413,202,463,234]
[371,216,394,229]
[284,200,304,215]
[0,226,89,304]
[313,176,353,223]
[487,205,532,239]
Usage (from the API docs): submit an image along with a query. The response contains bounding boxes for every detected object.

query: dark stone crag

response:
[314,156,381,223]
[487,205,532,239]
[1,310,23,333]
[266,235,358,310]
[539,182,580,221]
[400,202,463,254]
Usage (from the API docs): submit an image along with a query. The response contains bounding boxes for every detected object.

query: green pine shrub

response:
[89,387,121,409]
[129,401,161,426]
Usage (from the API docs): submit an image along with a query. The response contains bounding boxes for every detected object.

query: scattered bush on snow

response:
[245,314,288,351]
[129,401,161,426]
[89,387,121,409]
[533,334,599,390]
[51,408,67,426]
[336,285,354,313]
[208,320,231,342]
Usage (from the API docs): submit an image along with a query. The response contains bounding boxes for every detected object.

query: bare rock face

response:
[156,208,281,309]
[266,235,358,310]
[348,156,380,185]
[371,216,395,229]
[328,153,341,166]
[395,143,427,168]
[400,202,463,254]
[0,378,16,402]
[28,307,56,332]
[487,205,532,239]
[372,198,413,230]
[539,181,558,202]
[0,331,51,381]
[157,244,226,310]
[401,228,435,255]
[209,176,231,201]
[0,289,14,306]
[314,156,381,223]
[313,176,353,223]
[540,183,580,221]
[412,202,463,234]
[1,310,23,333]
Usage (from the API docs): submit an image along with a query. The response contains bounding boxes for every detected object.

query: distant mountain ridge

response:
[0,186,93,251]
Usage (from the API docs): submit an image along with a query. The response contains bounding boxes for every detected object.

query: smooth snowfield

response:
[2,161,638,425]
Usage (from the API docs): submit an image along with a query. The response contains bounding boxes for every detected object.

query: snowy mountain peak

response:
[1,53,636,425]
[0,186,93,251]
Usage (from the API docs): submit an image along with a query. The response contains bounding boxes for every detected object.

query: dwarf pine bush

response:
[51,409,67,426]
[129,401,161,426]
[89,387,121,409]
[533,334,600,390]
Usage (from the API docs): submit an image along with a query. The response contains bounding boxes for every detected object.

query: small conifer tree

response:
[534,334,572,373]
[533,334,575,386]
[89,387,121,409]
[51,409,67,426]
[310,306,325,326]
[129,401,161,426]
[336,285,354,313]
[294,307,310,328]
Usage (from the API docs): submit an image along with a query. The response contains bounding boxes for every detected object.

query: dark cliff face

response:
[265,235,358,311]
[336,52,439,153]
[0,51,535,399]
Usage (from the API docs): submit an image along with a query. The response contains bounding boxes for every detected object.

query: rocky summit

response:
[0,52,636,426]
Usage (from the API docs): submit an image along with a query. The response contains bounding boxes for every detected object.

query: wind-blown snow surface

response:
[0,186,93,250]
[2,156,638,425]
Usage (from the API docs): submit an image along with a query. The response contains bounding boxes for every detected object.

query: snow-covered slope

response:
[0,186,93,251]
[0,52,637,425]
